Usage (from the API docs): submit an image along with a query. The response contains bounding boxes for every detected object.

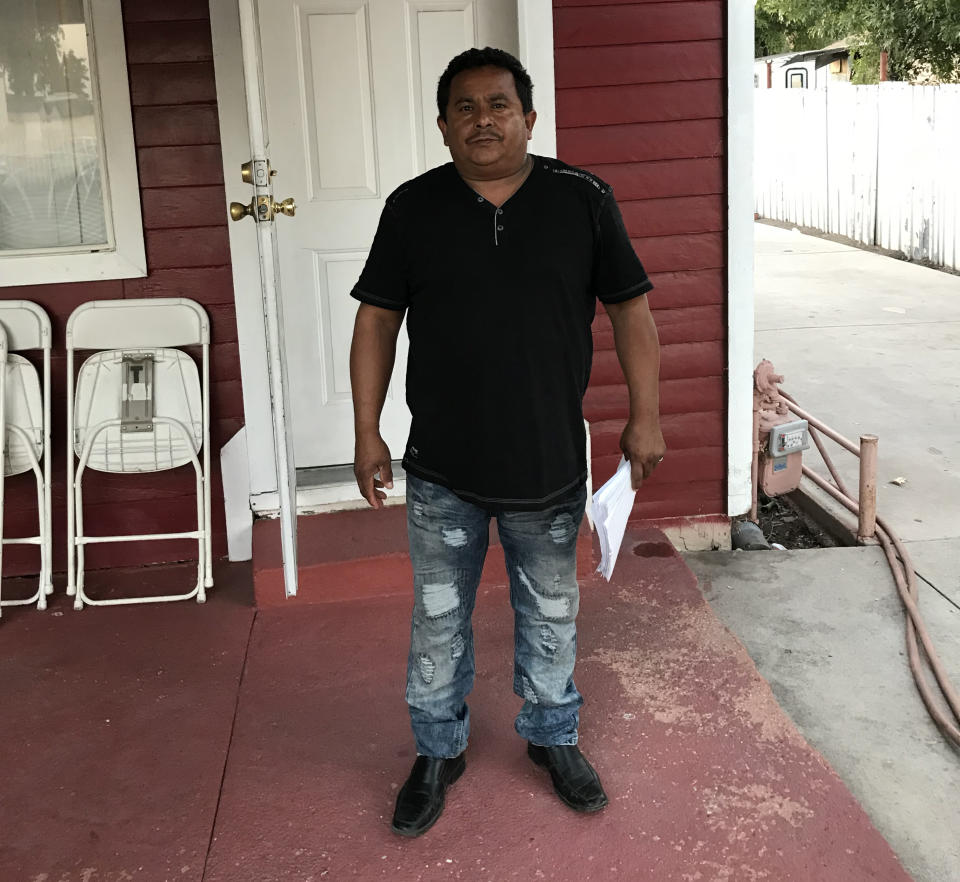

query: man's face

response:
[438,66,536,179]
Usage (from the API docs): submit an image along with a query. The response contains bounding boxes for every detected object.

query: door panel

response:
[302,7,378,198]
[259,0,517,467]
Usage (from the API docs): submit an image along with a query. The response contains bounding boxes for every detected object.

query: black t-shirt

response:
[351,155,652,511]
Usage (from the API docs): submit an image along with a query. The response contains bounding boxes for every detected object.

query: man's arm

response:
[604,295,666,489]
[350,302,406,508]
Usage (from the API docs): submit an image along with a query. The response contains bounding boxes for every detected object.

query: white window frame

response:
[0,0,146,287]
[785,66,808,89]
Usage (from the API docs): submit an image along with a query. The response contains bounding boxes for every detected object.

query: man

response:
[349,47,664,838]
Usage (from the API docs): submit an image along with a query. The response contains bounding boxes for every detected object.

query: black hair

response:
[436,47,534,120]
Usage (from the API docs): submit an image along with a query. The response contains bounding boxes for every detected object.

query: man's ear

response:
[437,115,449,146]
[524,109,537,140]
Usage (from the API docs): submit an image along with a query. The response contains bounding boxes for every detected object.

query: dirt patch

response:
[756,491,839,550]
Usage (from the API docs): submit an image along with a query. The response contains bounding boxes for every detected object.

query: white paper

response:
[591,456,637,581]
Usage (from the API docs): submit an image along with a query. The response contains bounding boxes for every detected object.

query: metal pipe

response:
[808,425,853,498]
[802,465,858,518]
[779,392,861,455]
[802,464,960,742]
[771,387,960,744]
[858,435,878,540]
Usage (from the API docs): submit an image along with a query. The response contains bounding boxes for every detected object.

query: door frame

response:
[726,1,755,518]
[209,0,558,514]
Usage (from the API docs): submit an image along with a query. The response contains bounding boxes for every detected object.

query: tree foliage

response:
[0,2,63,98]
[0,0,91,101]
[755,0,960,83]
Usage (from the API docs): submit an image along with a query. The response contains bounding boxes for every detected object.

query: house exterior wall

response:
[2,0,240,576]
[2,0,731,580]
[553,0,727,520]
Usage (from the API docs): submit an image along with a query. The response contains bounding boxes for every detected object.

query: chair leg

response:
[73,468,84,611]
[195,468,206,603]
[1,370,5,619]
[0,479,5,621]
[203,468,213,590]
[66,351,76,598]
[35,471,47,611]
[43,354,52,598]
[43,462,53,596]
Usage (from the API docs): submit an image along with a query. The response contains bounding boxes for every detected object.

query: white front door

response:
[257,0,518,469]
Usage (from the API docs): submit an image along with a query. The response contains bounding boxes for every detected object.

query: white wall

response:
[755,83,960,270]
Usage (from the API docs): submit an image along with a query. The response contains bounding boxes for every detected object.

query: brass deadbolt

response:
[241,160,279,186]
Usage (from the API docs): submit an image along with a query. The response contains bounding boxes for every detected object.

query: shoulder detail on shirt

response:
[385,163,455,209]
[539,157,612,198]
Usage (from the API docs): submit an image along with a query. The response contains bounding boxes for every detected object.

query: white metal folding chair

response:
[66,299,213,609]
[0,301,53,615]
[0,324,5,613]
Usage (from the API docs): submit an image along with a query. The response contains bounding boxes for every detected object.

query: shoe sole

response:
[390,757,466,837]
[528,746,609,814]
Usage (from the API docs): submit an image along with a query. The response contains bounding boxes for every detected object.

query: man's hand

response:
[354,431,394,509]
[619,417,666,490]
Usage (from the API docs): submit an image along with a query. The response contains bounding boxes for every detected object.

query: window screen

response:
[0,0,109,253]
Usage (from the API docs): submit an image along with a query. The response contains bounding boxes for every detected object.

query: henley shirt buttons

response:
[497,225,504,231]
[477,196,484,203]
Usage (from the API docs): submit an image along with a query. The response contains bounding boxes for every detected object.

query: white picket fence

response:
[755,84,960,270]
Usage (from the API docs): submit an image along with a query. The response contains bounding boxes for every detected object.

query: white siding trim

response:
[518,0,556,158]
[726,1,755,516]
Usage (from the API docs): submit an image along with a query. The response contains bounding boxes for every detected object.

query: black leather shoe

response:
[391,753,466,837]
[528,743,608,813]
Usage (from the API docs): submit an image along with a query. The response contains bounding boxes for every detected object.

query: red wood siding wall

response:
[554,0,727,520]
[2,0,239,576]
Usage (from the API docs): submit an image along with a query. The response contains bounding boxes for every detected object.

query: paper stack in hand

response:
[592,456,637,581]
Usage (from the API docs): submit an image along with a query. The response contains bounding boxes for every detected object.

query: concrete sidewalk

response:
[682,224,960,882]
[686,545,960,882]
[753,221,960,545]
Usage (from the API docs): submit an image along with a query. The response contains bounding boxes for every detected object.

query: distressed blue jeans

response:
[404,473,587,758]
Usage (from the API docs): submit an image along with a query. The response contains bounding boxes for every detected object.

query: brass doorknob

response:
[230,200,254,221]
[230,196,295,221]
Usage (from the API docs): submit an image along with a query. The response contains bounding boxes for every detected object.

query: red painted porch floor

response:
[0,530,912,882]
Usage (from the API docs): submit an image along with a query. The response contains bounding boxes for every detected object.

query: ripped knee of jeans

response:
[517,566,578,621]
[421,578,460,619]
